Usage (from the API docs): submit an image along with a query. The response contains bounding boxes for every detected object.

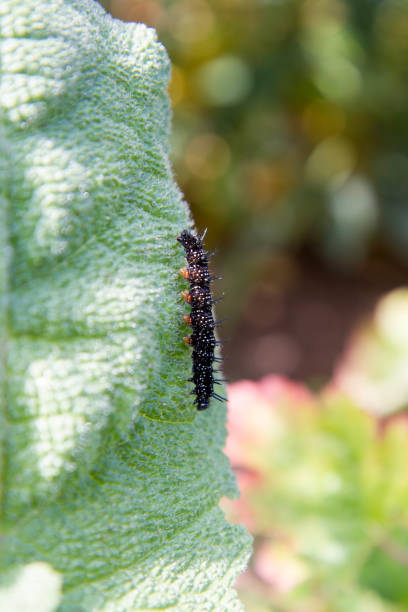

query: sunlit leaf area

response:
[105,1,408,609]
[1,1,250,610]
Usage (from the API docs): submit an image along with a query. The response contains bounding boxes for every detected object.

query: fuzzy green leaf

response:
[0,0,251,609]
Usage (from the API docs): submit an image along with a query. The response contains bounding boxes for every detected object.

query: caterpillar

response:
[176,229,226,410]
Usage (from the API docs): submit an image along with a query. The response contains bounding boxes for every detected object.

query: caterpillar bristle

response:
[212,392,227,402]
[214,318,227,327]
[199,227,208,242]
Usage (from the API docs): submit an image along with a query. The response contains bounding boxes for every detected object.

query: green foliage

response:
[336,288,408,416]
[162,0,408,266]
[225,378,408,611]
[0,0,251,609]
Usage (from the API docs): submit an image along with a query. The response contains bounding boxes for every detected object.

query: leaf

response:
[0,0,251,609]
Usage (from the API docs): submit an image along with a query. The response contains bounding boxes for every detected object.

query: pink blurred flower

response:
[225,375,314,466]
[254,539,308,593]
[223,376,315,529]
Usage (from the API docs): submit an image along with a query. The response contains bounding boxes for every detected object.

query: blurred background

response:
[102,0,408,387]
[101,1,408,609]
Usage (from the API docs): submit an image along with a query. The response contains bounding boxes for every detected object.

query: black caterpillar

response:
[177,229,225,410]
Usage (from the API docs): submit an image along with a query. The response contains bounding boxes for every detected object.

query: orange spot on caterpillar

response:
[179,267,190,280]
[183,335,192,345]
[182,314,192,326]
[181,290,191,303]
